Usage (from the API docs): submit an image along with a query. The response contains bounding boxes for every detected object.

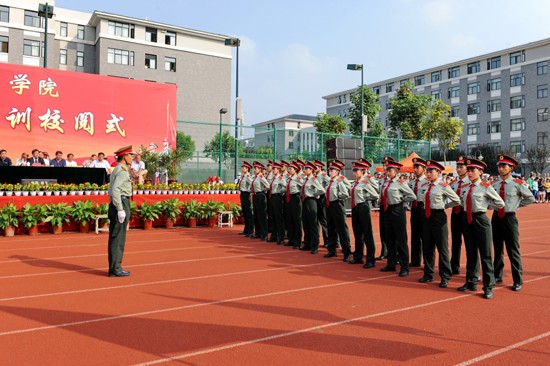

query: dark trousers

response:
[302,198,319,250]
[378,207,388,257]
[492,213,523,285]
[327,200,351,256]
[317,194,328,246]
[286,194,302,247]
[463,213,495,290]
[352,202,376,263]
[270,194,285,242]
[422,210,452,280]
[108,196,130,273]
[253,193,268,238]
[383,203,409,270]
[240,192,253,235]
[267,195,273,234]
[450,209,465,273]
[410,205,424,265]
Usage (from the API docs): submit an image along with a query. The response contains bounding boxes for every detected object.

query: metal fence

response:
[176,120,431,183]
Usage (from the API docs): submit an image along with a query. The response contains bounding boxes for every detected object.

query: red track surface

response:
[1,204,549,365]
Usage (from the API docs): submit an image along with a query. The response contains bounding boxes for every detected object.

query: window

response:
[467,144,478,155]
[537,84,548,98]
[77,25,85,40]
[24,10,42,28]
[0,5,9,22]
[60,22,68,37]
[145,27,157,42]
[386,82,394,93]
[289,130,294,137]
[538,108,548,122]
[414,75,425,86]
[373,86,381,95]
[487,99,501,112]
[467,61,480,74]
[467,82,480,95]
[164,56,176,72]
[0,35,8,53]
[165,31,176,46]
[448,86,460,98]
[76,51,84,67]
[509,141,525,154]
[538,132,548,147]
[448,66,460,79]
[385,99,391,110]
[487,56,501,70]
[510,50,525,65]
[467,123,480,135]
[59,49,67,65]
[510,73,525,87]
[338,95,342,104]
[431,71,441,83]
[510,118,525,131]
[289,142,294,149]
[537,61,548,75]
[107,48,134,65]
[451,106,460,117]
[467,102,480,115]
[342,94,347,103]
[400,79,409,86]
[487,77,501,91]
[23,39,40,57]
[431,90,441,99]
[487,121,501,133]
[108,21,135,38]
[145,54,157,69]
[510,95,525,109]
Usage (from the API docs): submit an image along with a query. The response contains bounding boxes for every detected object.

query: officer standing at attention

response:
[457,158,504,299]
[284,162,304,249]
[107,145,136,277]
[409,157,427,268]
[492,154,535,291]
[348,160,380,268]
[379,159,417,277]
[268,162,287,244]
[250,161,270,241]
[238,161,254,237]
[300,161,326,253]
[376,156,396,260]
[314,160,330,247]
[418,160,461,288]
[450,156,470,275]
[324,160,352,261]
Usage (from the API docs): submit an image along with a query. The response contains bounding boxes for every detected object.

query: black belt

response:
[240,191,250,194]
[291,192,300,196]
[388,203,403,207]
[472,211,486,215]
[304,197,316,200]
[271,193,284,196]
[495,212,516,217]
[429,209,444,212]
[354,202,369,207]
[122,196,130,199]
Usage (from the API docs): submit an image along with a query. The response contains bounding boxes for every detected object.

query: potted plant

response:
[182,200,201,227]
[45,203,72,234]
[160,198,182,228]
[138,202,162,230]
[225,202,243,224]
[22,183,32,196]
[71,200,96,233]
[20,203,47,235]
[94,203,109,230]
[13,183,22,196]
[0,203,19,237]
[200,200,225,227]
[99,183,109,195]
[4,184,14,196]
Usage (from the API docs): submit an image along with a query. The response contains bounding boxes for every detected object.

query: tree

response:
[313,113,347,134]
[475,144,505,176]
[525,144,550,174]
[387,81,432,140]
[348,85,382,136]
[203,130,243,166]
[422,99,463,164]
[176,131,195,162]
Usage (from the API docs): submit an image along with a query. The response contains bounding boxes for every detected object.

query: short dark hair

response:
[55,151,62,155]
[32,149,39,154]
[0,149,6,154]
[67,153,74,158]
[98,152,105,157]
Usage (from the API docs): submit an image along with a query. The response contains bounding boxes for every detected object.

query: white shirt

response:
[131,160,145,172]
[90,159,111,173]
[66,160,78,167]
[16,158,29,166]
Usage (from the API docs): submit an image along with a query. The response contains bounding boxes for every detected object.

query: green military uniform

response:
[301,170,325,252]
[250,164,270,240]
[450,175,471,275]
[269,167,287,244]
[408,171,426,267]
[315,167,330,247]
[377,176,388,259]
[238,162,254,236]
[284,169,304,248]
[325,172,351,259]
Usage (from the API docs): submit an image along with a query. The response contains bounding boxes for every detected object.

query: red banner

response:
[0,63,177,162]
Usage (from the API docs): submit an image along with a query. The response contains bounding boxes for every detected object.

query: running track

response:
[1,204,549,365]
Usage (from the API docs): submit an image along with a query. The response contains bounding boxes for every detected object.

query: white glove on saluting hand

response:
[117,210,126,223]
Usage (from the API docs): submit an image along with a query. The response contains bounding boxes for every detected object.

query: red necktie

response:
[498,181,506,219]
[412,179,419,209]
[301,178,308,202]
[325,179,334,207]
[466,183,475,224]
[382,180,393,211]
[269,177,275,198]
[250,176,257,194]
[424,183,433,218]
[351,180,359,208]
[453,180,463,214]
[285,177,292,203]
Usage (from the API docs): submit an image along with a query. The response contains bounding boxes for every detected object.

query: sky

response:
[56,0,550,126]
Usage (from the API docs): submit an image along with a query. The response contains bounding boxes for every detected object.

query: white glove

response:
[117,210,126,223]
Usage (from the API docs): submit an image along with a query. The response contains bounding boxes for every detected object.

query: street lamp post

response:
[347,64,365,150]
[475,150,484,160]
[225,37,241,180]
[219,108,228,178]
[38,3,54,68]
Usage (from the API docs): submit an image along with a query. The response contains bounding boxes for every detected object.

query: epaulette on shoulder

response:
[312,177,316,181]
[297,176,302,181]
[439,182,449,187]
[514,178,523,184]
[481,182,490,187]
[259,174,263,178]
[362,179,370,185]
[367,174,372,178]
[121,166,127,171]
[321,172,327,176]
[450,179,457,184]
[398,179,405,183]
[421,182,430,187]
[278,176,283,180]
[338,176,344,182]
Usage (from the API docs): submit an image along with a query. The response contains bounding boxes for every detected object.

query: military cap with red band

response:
[271,162,283,169]
[384,160,403,170]
[412,157,427,167]
[332,159,345,169]
[352,161,369,170]
[426,160,445,172]
[466,158,486,171]
[497,154,519,167]
[456,156,466,165]
[253,160,264,169]
[359,158,372,168]
[328,161,342,171]
[383,156,396,163]
[296,159,306,167]
[280,160,290,167]
[304,161,316,170]
[114,145,136,157]
[241,161,252,169]
[288,161,299,170]
[314,160,325,168]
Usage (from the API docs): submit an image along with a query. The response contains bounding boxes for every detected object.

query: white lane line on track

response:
[454,331,550,366]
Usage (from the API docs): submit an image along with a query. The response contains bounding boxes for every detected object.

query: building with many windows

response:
[0,0,233,150]
[324,38,550,169]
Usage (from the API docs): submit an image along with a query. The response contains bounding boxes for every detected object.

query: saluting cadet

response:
[379,160,417,277]
[250,161,270,241]
[300,161,326,253]
[107,145,136,277]
[409,157,427,267]
[377,156,396,260]
[457,158,504,299]
[450,156,470,275]
[238,161,254,237]
[349,160,380,268]
[284,162,304,248]
[268,162,287,244]
[314,160,330,247]
[324,161,352,261]
[418,160,461,288]
[492,154,535,291]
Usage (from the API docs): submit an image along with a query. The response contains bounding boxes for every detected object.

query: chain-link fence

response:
[175,120,431,183]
